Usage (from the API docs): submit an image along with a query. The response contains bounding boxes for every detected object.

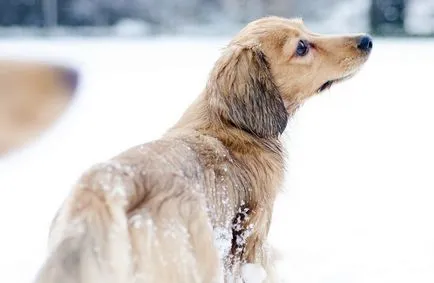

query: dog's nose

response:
[56,66,79,95]
[357,35,373,52]
[63,67,79,93]
[58,66,79,94]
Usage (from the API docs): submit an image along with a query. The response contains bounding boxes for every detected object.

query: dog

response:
[34,16,372,283]
[0,60,78,155]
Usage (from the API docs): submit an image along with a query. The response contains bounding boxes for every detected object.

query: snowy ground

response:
[0,37,433,283]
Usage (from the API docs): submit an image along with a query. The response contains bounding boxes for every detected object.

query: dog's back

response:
[34,138,224,283]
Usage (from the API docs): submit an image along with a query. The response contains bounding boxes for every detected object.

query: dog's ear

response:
[211,46,288,138]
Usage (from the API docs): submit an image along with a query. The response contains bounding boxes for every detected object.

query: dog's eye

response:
[296,40,309,56]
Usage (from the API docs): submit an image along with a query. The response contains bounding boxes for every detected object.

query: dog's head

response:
[209,16,372,138]
[0,61,79,155]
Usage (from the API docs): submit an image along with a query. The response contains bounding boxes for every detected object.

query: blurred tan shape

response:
[0,60,78,156]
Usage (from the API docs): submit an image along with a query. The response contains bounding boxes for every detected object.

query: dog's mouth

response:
[317,80,335,93]
[316,73,355,93]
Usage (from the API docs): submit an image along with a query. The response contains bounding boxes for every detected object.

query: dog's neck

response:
[171,90,285,210]
[171,90,286,233]
[171,90,284,156]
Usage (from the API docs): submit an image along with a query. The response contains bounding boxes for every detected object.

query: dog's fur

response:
[0,60,77,156]
[34,17,371,283]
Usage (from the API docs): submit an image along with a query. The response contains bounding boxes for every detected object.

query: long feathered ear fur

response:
[210,46,288,138]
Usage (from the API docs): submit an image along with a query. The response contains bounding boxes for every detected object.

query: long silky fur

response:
[34,16,370,283]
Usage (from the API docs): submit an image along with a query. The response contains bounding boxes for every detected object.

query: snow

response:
[213,226,232,260]
[0,37,434,283]
[241,263,267,283]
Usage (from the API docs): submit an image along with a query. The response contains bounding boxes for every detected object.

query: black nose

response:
[59,67,79,94]
[357,35,373,52]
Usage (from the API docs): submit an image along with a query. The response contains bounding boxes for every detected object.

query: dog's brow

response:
[291,18,304,25]
[288,19,308,33]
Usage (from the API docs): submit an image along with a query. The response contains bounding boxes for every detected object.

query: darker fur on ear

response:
[212,46,288,138]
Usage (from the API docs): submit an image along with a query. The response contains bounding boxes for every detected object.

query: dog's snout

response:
[357,35,373,52]
[58,66,79,94]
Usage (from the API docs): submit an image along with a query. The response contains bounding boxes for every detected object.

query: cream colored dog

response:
[34,16,372,283]
[0,60,77,155]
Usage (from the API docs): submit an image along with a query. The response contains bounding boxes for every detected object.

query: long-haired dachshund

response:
[34,16,372,283]
[0,60,78,156]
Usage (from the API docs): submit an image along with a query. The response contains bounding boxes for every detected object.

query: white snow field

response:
[0,37,433,283]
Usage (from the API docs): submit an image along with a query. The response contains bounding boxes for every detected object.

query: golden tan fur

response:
[0,60,77,155]
[34,17,371,283]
